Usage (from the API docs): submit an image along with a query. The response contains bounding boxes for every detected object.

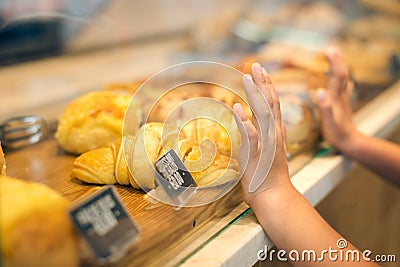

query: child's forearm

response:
[343,133,400,186]
[250,182,377,266]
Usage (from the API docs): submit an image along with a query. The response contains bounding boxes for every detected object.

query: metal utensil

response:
[0,115,48,149]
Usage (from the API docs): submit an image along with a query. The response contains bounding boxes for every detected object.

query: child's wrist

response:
[244,178,294,209]
[339,131,366,158]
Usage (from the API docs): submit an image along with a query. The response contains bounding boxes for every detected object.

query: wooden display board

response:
[6,137,244,267]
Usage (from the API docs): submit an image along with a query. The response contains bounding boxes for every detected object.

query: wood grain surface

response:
[5,137,244,267]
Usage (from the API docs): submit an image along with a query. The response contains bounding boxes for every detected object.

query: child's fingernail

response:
[252,63,262,74]
[262,67,268,76]
[316,88,326,101]
[243,74,253,82]
[327,47,339,56]
[233,103,242,114]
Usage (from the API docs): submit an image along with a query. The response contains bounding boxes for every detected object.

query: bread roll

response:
[55,91,140,154]
[0,175,79,267]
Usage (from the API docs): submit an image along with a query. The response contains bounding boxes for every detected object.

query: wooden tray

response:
[5,137,244,267]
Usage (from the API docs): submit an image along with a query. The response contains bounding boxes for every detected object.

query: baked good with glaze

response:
[55,91,140,154]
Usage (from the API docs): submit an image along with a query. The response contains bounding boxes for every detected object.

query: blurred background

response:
[1,0,399,119]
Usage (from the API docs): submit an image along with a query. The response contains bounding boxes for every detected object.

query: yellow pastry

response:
[178,104,243,158]
[257,42,330,75]
[73,121,239,190]
[72,123,170,189]
[184,146,239,187]
[330,37,399,85]
[72,136,139,188]
[72,145,116,185]
[55,91,141,154]
[359,0,400,16]
[0,175,79,267]
[0,143,5,175]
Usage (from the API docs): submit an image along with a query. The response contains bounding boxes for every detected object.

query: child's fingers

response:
[250,63,283,139]
[242,74,271,143]
[326,48,349,100]
[250,63,274,108]
[233,103,259,158]
[262,67,283,131]
[316,88,334,127]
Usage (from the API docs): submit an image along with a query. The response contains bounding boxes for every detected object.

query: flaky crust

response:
[73,121,239,190]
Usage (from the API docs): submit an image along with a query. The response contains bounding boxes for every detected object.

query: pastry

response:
[280,95,317,157]
[72,123,178,189]
[292,2,344,34]
[0,143,5,175]
[0,175,79,267]
[73,122,239,190]
[72,144,117,185]
[245,2,343,34]
[330,37,399,85]
[359,0,400,18]
[257,42,330,75]
[346,15,400,41]
[73,135,141,188]
[131,121,239,188]
[55,91,141,154]
[185,145,239,187]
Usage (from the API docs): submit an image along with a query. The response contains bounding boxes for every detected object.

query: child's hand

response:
[234,63,291,206]
[316,48,360,153]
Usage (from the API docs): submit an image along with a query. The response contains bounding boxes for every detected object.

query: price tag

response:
[154,149,197,206]
[69,186,140,264]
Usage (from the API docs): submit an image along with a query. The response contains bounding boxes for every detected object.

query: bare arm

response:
[342,134,400,186]
[316,49,400,186]
[234,62,378,266]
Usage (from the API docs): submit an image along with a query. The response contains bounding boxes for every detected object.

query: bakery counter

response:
[180,80,400,267]
[1,38,399,266]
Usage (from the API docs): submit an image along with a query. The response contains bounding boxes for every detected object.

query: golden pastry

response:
[347,14,400,40]
[180,118,232,157]
[360,0,400,16]
[72,123,174,189]
[0,143,5,175]
[129,122,168,189]
[72,145,116,185]
[72,136,139,188]
[184,145,239,187]
[178,104,243,158]
[330,37,399,85]
[73,122,239,190]
[55,91,141,154]
[0,175,79,267]
[280,96,317,157]
[257,42,330,75]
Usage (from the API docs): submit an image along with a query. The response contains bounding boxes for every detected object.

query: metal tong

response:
[0,115,48,149]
